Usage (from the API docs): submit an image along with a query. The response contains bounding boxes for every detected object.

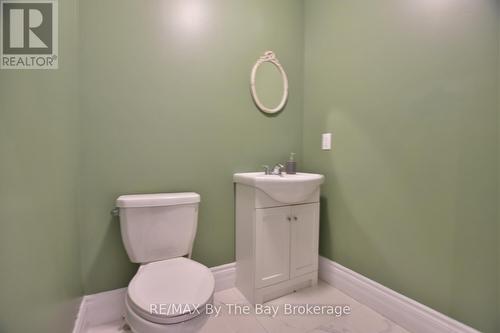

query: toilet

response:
[116,192,215,333]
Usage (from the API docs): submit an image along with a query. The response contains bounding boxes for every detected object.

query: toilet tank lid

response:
[116,192,200,208]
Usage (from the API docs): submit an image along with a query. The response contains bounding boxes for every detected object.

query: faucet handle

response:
[262,165,270,175]
[272,163,285,176]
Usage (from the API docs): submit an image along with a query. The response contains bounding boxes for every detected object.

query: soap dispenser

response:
[285,153,297,174]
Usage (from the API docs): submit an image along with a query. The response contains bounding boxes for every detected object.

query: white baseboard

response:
[72,287,126,333]
[318,256,479,333]
[72,261,236,333]
[211,261,237,292]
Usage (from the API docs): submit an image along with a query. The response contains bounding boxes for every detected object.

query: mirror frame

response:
[250,51,289,114]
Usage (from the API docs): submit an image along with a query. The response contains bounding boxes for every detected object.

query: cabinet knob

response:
[287,216,291,221]
[293,216,298,221]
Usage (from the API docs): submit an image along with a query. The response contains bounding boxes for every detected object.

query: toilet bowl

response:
[116,193,213,333]
[125,257,215,333]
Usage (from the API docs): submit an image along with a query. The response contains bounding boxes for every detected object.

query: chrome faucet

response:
[271,163,285,176]
[262,163,285,176]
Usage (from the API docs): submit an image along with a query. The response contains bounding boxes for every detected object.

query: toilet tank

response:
[116,192,200,263]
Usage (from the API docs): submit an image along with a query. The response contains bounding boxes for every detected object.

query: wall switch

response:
[322,133,332,150]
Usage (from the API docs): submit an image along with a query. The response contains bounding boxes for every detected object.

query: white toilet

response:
[116,192,215,333]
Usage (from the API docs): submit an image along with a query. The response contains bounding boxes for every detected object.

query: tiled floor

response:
[87,281,411,333]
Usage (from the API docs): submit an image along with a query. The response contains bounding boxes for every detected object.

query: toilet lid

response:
[127,257,215,324]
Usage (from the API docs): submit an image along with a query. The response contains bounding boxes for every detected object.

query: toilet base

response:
[125,297,211,333]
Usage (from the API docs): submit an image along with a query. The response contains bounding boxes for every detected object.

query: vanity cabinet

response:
[235,183,320,304]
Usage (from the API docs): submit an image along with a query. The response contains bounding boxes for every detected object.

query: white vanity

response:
[233,172,324,304]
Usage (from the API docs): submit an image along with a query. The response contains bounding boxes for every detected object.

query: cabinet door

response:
[290,203,319,278]
[255,206,291,288]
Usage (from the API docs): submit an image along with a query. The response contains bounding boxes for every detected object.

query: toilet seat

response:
[127,257,215,325]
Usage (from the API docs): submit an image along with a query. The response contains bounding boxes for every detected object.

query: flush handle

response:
[111,207,119,217]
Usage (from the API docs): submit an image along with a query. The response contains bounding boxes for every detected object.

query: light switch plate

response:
[322,133,332,150]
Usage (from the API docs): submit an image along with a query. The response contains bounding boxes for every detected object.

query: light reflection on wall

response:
[408,0,469,17]
[169,0,208,34]
[415,0,455,11]
[404,0,482,32]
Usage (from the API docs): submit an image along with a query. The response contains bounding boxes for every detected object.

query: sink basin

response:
[233,172,324,204]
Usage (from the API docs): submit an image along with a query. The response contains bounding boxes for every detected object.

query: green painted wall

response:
[0,1,82,332]
[498,4,500,330]
[78,0,304,294]
[302,1,498,332]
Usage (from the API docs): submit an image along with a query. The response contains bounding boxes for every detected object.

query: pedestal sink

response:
[233,172,324,204]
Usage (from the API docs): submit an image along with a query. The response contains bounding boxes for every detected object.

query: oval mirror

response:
[250,51,289,114]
